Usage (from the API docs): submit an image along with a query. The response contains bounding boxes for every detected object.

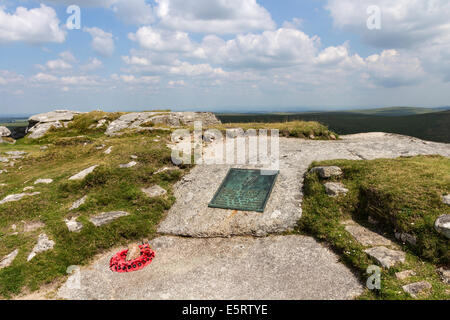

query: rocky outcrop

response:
[105,112,221,136]
[0,126,11,137]
[434,214,450,239]
[68,165,98,181]
[27,234,55,261]
[0,192,40,205]
[141,185,167,198]
[402,281,432,298]
[310,166,343,179]
[89,211,130,227]
[324,182,349,197]
[27,110,83,139]
[364,246,406,269]
[0,249,19,270]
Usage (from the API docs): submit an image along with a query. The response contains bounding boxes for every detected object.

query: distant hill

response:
[216,110,450,143]
[343,106,448,116]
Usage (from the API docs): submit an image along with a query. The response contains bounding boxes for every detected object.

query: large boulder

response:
[0,126,11,137]
[105,111,221,136]
[434,214,450,239]
[27,110,83,139]
[28,110,81,126]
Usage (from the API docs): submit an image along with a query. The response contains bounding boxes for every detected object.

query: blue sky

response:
[1,0,450,115]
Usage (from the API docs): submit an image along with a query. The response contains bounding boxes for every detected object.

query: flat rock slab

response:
[57,235,364,300]
[0,192,40,205]
[34,178,53,185]
[364,246,406,269]
[119,161,137,168]
[324,182,349,197]
[65,217,83,233]
[344,223,392,247]
[27,234,55,261]
[70,196,87,210]
[395,270,416,280]
[159,134,450,237]
[402,281,432,298]
[69,165,98,181]
[142,185,167,198]
[89,211,130,227]
[0,249,19,269]
[310,166,343,178]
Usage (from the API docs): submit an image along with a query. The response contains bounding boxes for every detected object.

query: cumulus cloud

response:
[84,27,115,57]
[196,28,320,69]
[0,70,24,85]
[128,26,193,52]
[155,0,275,34]
[45,59,72,70]
[0,5,66,44]
[325,0,450,49]
[364,50,425,88]
[82,58,103,71]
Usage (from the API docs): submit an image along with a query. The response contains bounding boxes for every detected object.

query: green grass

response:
[295,156,450,299]
[209,120,337,139]
[0,112,188,298]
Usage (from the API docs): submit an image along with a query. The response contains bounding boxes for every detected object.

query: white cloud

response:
[0,70,24,85]
[46,59,72,70]
[82,58,103,71]
[59,51,77,63]
[169,61,226,77]
[43,0,116,7]
[0,5,66,44]
[364,50,425,88]
[111,74,160,84]
[129,26,193,52]
[84,27,115,57]
[155,0,275,34]
[325,0,450,49]
[30,73,59,83]
[113,0,154,25]
[197,28,320,69]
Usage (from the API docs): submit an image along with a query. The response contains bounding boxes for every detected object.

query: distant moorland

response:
[216,107,450,143]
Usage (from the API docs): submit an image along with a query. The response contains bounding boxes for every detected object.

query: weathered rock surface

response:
[89,211,130,227]
[27,234,55,261]
[434,214,450,239]
[29,110,81,124]
[104,146,113,154]
[442,194,450,205]
[364,246,406,269]
[68,165,98,181]
[70,196,87,210]
[395,270,416,280]
[27,110,83,139]
[0,192,40,205]
[119,161,137,168]
[395,232,417,246]
[105,112,221,136]
[0,249,19,270]
[0,157,9,163]
[310,166,343,178]
[28,121,63,139]
[34,178,53,185]
[344,222,392,247]
[0,126,11,137]
[159,134,450,238]
[402,281,432,298]
[437,267,450,284]
[324,182,349,197]
[141,185,167,198]
[5,151,27,156]
[65,217,83,233]
[57,235,364,300]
